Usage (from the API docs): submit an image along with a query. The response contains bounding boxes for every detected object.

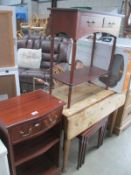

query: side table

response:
[53,82,126,171]
[0,90,65,175]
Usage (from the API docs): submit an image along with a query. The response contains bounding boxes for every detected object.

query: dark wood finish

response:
[51,0,57,8]
[50,8,121,39]
[0,90,65,175]
[77,117,108,169]
[50,8,121,108]
[16,155,60,175]
[14,134,59,166]
[53,66,108,85]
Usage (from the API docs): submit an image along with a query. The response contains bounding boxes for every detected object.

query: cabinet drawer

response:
[80,15,103,29]
[9,109,62,144]
[103,16,120,29]
[9,119,43,144]
[42,109,62,128]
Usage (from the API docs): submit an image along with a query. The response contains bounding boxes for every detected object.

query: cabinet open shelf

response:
[16,155,60,175]
[14,134,60,166]
[53,66,108,85]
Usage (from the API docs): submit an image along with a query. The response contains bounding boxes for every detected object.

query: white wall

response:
[32,1,38,14]
[36,0,123,16]
[0,0,124,18]
[0,0,21,5]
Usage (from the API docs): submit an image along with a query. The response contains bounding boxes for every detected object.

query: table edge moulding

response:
[50,8,122,108]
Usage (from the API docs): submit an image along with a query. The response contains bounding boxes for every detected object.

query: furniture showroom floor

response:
[63,126,131,175]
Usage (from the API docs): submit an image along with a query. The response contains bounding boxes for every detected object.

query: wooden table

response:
[53,82,126,171]
[0,90,65,175]
[50,8,122,108]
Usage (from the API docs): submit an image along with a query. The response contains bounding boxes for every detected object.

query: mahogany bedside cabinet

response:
[0,90,65,175]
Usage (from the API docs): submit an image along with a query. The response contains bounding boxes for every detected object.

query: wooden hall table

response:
[53,82,126,171]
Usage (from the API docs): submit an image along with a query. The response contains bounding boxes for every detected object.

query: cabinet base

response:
[17,155,61,175]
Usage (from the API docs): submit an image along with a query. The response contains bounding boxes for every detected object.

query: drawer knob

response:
[34,123,40,127]
[55,114,58,119]
[49,117,53,122]
[19,128,32,137]
[108,22,115,25]
[5,70,9,73]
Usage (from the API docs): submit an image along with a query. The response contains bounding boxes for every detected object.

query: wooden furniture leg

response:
[97,121,107,148]
[77,137,83,169]
[77,136,88,169]
[109,110,118,136]
[63,139,71,172]
[81,137,88,165]
[77,117,108,169]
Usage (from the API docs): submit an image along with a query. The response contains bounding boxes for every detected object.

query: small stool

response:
[77,117,108,169]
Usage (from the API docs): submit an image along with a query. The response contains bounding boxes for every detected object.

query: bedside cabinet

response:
[0,90,65,175]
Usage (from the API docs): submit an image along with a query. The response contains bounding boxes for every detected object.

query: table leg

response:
[63,139,71,172]
[109,109,118,136]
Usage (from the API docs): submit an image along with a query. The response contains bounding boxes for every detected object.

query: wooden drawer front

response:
[42,109,62,129]
[9,119,43,143]
[103,17,120,28]
[80,15,103,29]
[9,109,62,143]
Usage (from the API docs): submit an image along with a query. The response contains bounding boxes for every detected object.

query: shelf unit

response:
[0,6,20,99]
[50,8,122,108]
[0,90,65,175]
[14,124,61,175]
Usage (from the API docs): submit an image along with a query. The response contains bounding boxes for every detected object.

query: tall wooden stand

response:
[50,8,122,108]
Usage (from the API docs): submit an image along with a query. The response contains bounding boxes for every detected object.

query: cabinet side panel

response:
[0,11,15,67]
[0,75,16,98]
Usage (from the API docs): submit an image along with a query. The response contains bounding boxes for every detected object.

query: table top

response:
[53,83,126,139]
[53,82,115,116]
[0,90,64,128]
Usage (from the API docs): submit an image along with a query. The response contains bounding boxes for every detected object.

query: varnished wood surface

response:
[53,83,126,139]
[67,92,125,139]
[14,134,59,166]
[53,66,107,86]
[0,90,65,128]
[53,82,114,114]
[16,155,61,175]
[51,8,122,39]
